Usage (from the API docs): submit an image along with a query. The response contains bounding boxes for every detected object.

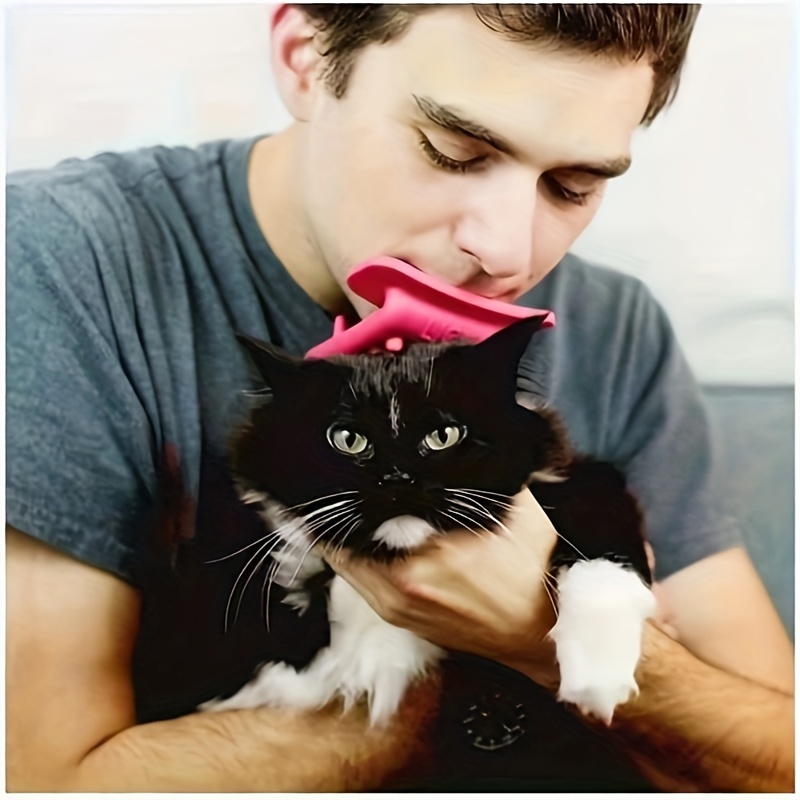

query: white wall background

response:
[5,2,796,385]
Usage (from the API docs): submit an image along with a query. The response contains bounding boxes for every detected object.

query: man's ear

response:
[269,4,325,122]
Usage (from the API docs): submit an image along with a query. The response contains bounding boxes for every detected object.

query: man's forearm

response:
[606,623,794,792]
[39,682,437,793]
[514,622,793,792]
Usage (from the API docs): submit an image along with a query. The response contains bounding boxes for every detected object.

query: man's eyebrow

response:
[413,94,515,155]
[561,157,631,179]
[413,93,631,179]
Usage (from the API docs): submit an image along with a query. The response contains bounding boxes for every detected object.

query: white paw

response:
[549,559,656,725]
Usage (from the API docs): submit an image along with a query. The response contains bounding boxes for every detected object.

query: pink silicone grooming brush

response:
[306,257,555,358]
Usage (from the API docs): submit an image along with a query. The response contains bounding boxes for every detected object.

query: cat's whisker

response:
[294,498,361,523]
[333,516,363,556]
[446,495,508,530]
[235,521,323,630]
[548,529,591,562]
[454,507,566,625]
[325,513,362,558]
[438,509,467,531]
[205,529,283,563]
[445,488,515,512]
[540,571,559,617]
[275,510,360,586]
[451,495,568,556]
[208,497,358,566]
[262,559,281,632]
[445,495,514,520]
[542,569,559,596]
[288,504,363,552]
[472,507,514,537]
[287,514,357,588]
[448,490,591,562]
[439,508,486,538]
[224,533,286,632]
[277,490,359,516]
[447,496,499,516]
[446,487,514,503]
[444,504,496,536]
[270,501,363,566]
[328,511,361,542]
[224,535,282,628]
[304,502,360,530]
[220,504,351,626]
[233,530,300,627]
[227,512,335,631]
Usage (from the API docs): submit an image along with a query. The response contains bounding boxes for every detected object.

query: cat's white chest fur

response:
[200,573,443,725]
[200,552,654,726]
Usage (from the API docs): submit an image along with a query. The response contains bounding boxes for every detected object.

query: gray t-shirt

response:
[6,136,741,585]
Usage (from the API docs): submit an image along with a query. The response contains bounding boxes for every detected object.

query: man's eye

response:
[419,135,486,173]
[543,175,597,207]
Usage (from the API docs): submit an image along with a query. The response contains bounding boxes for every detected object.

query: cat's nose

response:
[379,468,414,486]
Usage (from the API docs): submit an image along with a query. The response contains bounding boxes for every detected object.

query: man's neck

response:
[247,130,349,316]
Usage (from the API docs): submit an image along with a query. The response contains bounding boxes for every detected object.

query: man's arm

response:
[6,526,438,792]
[325,493,794,792]
[600,616,793,792]
[596,547,794,792]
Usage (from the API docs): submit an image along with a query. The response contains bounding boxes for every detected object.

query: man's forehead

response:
[380,9,653,166]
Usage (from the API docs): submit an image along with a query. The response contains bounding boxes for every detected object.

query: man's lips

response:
[389,256,520,303]
[484,290,520,303]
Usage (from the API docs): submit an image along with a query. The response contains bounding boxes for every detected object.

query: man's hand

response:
[322,502,794,792]
[322,488,561,687]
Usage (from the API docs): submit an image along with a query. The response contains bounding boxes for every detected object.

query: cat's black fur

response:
[133,316,651,722]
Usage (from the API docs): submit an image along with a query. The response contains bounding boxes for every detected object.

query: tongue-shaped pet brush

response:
[306,256,555,358]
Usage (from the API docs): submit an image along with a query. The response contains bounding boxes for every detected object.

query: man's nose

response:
[454,168,537,283]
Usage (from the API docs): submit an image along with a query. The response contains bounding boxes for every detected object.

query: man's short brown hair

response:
[298,3,701,125]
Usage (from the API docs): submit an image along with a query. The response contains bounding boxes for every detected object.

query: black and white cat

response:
[198,316,656,726]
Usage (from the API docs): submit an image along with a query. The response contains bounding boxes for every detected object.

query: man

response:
[6,3,793,791]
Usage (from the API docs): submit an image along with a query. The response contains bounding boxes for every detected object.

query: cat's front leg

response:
[324,575,444,725]
[200,576,443,726]
[548,559,657,724]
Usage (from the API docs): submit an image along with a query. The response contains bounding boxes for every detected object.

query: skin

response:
[252,5,646,317]
[7,4,794,792]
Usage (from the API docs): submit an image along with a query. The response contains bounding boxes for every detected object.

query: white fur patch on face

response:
[372,515,437,550]
[549,559,657,725]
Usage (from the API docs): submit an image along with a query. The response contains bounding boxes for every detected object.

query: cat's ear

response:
[441,315,548,394]
[473,315,548,363]
[236,333,342,393]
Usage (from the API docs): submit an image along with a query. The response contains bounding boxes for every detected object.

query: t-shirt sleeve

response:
[6,178,159,584]
[601,282,743,580]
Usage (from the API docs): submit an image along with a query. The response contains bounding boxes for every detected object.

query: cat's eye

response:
[422,425,467,452]
[327,425,372,457]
